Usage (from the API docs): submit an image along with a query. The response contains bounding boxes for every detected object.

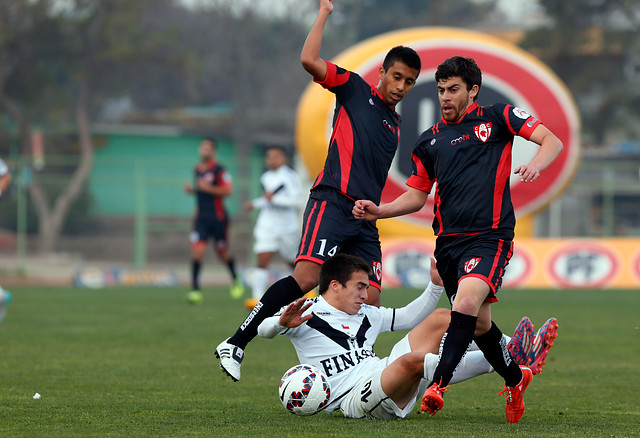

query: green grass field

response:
[1,285,639,437]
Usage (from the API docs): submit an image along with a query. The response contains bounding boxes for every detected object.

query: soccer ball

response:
[278,364,331,416]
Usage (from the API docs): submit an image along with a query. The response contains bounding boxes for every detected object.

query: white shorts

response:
[339,334,419,419]
[253,225,298,262]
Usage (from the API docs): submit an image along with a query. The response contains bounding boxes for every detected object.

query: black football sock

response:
[227,275,304,350]
[191,260,201,290]
[474,321,523,387]
[227,258,237,281]
[431,311,477,387]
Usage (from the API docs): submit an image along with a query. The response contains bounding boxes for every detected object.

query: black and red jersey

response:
[407,102,541,236]
[311,61,401,204]
[194,159,231,220]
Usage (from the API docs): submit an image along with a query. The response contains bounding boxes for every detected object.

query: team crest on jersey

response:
[372,261,382,282]
[464,257,482,273]
[474,123,492,143]
[512,107,531,120]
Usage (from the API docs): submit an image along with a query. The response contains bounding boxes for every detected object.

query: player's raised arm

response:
[514,124,563,183]
[353,187,429,221]
[300,0,333,82]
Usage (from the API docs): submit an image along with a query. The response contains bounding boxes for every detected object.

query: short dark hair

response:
[435,56,482,101]
[265,145,288,155]
[383,46,421,76]
[318,254,371,295]
[203,137,217,148]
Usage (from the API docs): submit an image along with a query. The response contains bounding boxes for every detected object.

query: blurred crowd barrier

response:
[381,237,640,289]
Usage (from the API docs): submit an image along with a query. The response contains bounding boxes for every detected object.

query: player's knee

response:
[474,317,492,336]
[432,308,451,330]
[396,353,425,380]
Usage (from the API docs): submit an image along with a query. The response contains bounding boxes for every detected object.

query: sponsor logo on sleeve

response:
[512,107,531,119]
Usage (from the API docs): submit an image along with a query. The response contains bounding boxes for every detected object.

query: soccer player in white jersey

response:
[244,146,303,306]
[0,157,11,322]
[259,254,556,419]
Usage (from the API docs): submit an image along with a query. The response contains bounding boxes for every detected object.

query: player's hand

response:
[279,298,313,328]
[243,201,253,212]
[352,200,380,221]
[264,191,274,202]
[183,183,194,194]
[429,256,443,287]
[514,164,541,183]
[319,0,334,14]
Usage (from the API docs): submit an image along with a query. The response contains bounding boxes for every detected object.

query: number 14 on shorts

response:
[317,239,338,257]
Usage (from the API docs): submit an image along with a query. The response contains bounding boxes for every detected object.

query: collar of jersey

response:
[440,102,479,125]
[315,295,362,317]
[199,159,217,169]
[372,86,401,120]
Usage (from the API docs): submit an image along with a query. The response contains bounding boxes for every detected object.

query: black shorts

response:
[434,230,514,305]
[190,214,229,249]
[296,187,383,289]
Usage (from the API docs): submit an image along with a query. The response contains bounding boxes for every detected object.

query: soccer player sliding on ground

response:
[216,0,422,381]
[353,56,563,423]
[259,254,558,419]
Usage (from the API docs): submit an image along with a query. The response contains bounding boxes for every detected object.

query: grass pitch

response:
[1,284,639,437]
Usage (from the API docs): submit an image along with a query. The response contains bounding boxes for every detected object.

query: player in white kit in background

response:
[0,156,12,322]
[245,146,303,306]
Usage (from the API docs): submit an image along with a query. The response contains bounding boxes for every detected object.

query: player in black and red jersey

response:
[215,0,421,381]
[184,137,244,302]
[353,56,563,423]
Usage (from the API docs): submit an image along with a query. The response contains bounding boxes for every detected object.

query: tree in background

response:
[520,0,640,145]
[0,0,158,254]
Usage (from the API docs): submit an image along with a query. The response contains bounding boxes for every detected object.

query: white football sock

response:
[251,268,270,299]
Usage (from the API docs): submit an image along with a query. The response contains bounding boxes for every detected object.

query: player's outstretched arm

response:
[353,187,428,221]
[300,0,333,82]
[279,298,313,328]
[514,124,563,183]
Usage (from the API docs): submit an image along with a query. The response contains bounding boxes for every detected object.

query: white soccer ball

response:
[278,364,331,416]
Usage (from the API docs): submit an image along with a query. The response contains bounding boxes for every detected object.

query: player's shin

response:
[430,311,477,387]
[474,321,522,387]
[227,275,303,349]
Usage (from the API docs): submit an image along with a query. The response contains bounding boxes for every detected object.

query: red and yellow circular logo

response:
[296,27,581,237]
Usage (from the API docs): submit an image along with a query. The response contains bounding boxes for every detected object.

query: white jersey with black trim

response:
[251,164,302,230]
[0,158,8,176]
[273,296,396,413]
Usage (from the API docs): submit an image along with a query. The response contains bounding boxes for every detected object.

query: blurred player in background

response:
[216,0,422,382]
[244,146,303,308]
[184,138,243,303]
[353,56,563,422]
[0,156,11,321]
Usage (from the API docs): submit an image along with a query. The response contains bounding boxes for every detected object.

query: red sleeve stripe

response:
[406,154,435,192]
[503,105,517,136]
[314,60,350,88]
[517,118,542,140]
[492,142,513,229]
